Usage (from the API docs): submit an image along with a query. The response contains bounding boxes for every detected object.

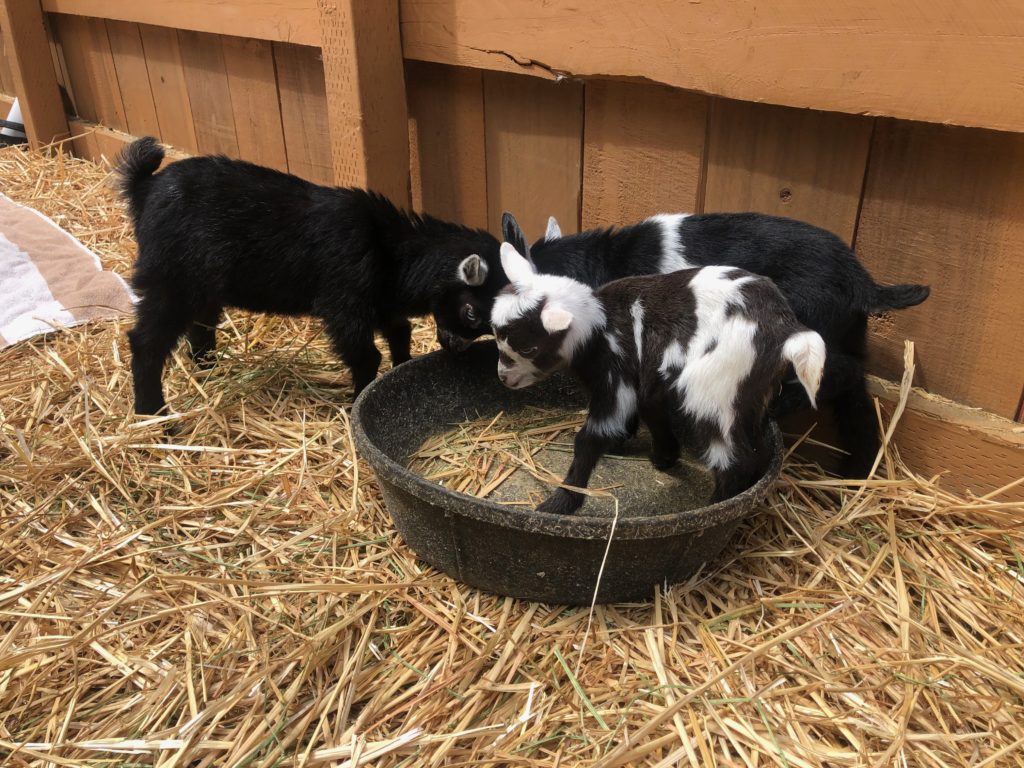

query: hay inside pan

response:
[407,409,714,515]
[1,138,1024,767]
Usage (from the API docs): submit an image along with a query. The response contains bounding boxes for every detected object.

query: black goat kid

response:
[116,137,502,415]
[499,212,930,478]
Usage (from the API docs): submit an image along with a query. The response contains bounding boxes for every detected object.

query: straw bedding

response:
[1,140,1023,767]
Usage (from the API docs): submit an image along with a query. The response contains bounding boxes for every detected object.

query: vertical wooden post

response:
[317,0,409,206]
[0,0,68,148]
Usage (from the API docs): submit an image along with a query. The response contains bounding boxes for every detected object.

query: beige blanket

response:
[0,193,135,348]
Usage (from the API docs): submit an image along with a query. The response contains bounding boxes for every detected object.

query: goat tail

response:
[782,330,827,409]
[115,136,165,223]
[869,283,930,312]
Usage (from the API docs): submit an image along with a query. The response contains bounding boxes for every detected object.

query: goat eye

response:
[462,304,484,328]
[521,346,538,357]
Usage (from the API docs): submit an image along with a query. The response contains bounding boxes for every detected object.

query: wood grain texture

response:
[273,42,332,184]
[857,121,1024,418]
[406,61,487,228]
[401,0,1024,133]
[178,30,238,156]
[137,23,197,153]
[317,0,409,203]
[42,0,319,45]
[0,92,13,112]
[105,20,160,137]
[49,14,96,120]
[703,100,873,244]
[483,70,583,241]
[582,80,707,229]
[221,35,288,172]
[0,21,15,96]
[52,14,126,130]
[0,0,68,146]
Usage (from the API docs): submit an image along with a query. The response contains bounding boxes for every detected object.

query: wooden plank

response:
[406,60,487,228]
[782,380,1024,500]
[67,116,188,166]
[483,70,583,241]
[177,29,238,156]
[220,35,288,171]
[272,42,332,185]
[137,23,197,153]
[401,0,1024,134]
[0,0,68,146]
[83,16,126,130]
[41,0,319,46]
[51,13,129,131]
[317,0,409,204]
[703,99,873,244]
[857,120,1024,418]
[105,20,160,138]
[49,14,98,120]
[47,15,72,94]
[582,79,707,229]
[867,378,1024,501]
[0,92,13,112]
[0,21,16,96]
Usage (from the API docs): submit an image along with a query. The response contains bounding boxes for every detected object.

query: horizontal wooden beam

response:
[867,378,1023,500]
[42,0,320,45]
[400,0,1024,134]
[66,118,186,167]
[0,93,13,112]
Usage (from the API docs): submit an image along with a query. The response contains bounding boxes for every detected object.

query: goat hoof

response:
[536,491,580,516]
[650,452,679,471]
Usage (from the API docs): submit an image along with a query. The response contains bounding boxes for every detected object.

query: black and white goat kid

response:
[498,212,929,478]
[491,242,827,515]
[116,137,502,415]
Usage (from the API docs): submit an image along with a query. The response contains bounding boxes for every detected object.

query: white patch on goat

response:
[493,242,606,358]
[704,439,733,471]
[630,299,645,364]
[605,330,623,357]
[647,213,694,273]
[670,267,758,456]
[589,383,637,438]
[659,339,686,377]
[491,290,541,328]
[782,330,827,407]
[492,280,605,358]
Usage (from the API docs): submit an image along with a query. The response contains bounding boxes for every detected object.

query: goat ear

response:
[457,254,488,286]
[541,305,574,333]
[500,242,535,284]
[501,212,531,260]
[544,215,562,241]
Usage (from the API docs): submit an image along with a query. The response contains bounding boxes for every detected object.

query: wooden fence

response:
[1,0,1021,494]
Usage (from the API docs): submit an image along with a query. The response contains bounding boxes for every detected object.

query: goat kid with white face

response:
[491,242,826,515]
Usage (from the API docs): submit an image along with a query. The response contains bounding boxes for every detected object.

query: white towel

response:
[0,193,136,348]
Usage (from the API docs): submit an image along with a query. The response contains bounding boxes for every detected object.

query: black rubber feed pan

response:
[352,342,783,604]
